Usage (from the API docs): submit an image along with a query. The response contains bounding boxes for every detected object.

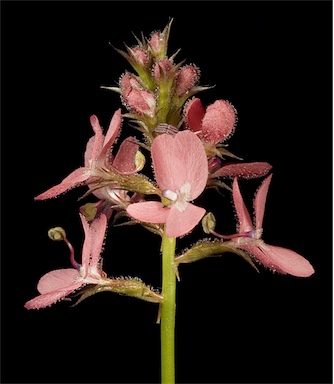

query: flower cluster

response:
[25,19,314,311]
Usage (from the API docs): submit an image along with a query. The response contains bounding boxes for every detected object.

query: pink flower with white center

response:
[127,130,208,238]
[230,175,315,277]
[35,110,123,200]
[24,213,109,309]
[185,97,236,147]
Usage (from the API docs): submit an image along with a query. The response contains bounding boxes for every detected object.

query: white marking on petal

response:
[175,182,191,212]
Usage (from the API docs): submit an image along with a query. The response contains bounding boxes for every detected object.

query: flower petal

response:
[254,174,272,230]
[80,213,92,277]
[89,115,104,163]
[185,98,205,132]
[89,214,108,275]
[166,203,206,238]
[238,242,315,277]
[201,100,236,146]
[152,130,208,199]
[35,168,89,200]
[37,269,81,294]
[127,201,169,224]
[24,285,82,309]
[113,136,139,173]
[103,109,122,149]
[232,178,253,233]
[98,109,122,163]
[210,162,272,179]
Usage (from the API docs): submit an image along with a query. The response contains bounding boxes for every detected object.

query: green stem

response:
[160,228,177,384]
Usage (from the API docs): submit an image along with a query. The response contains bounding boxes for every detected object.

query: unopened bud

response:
[122,88,156,118]
[120,71,142,91]
[48,227,66,241]
[129,46,151,69]
[175,64,200,97]
[153,58,174,82]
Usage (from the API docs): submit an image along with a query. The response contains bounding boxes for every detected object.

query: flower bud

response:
[122,88,157,118]
[175,64,200,97]
[128,46,152,69]
[153,58,175,83]
[120,71,142,91]
[147,18,173,58]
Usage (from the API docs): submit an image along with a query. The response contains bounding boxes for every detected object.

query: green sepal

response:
[72,277,163,306]
[174,239,259,276]
[80,171,160,200]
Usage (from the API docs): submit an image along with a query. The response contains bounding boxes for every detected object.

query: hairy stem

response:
[160,228,177,384]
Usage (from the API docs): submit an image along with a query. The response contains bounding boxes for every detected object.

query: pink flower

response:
[35,111,142,207]
[127,130,208,238]
[24,213,109,309]
[231,175,315,277]
[35,111,123,200]
[185,97,236,147]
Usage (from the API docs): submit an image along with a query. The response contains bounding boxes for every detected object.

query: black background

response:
[1,1,332,383]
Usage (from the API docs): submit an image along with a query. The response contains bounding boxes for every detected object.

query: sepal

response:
[81,171,160,200]
[174,239,259,279]
[72,277,163,306]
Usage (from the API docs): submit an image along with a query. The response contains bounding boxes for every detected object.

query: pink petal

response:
[113,136,139,173]
[98,109,122,163]
[84,136,96,168]
[35,167,89,200]
[238,242,315,277]
[175,65,199,97]
[165,203,206,238]
[232,178,253,233]
[89,214,107,273]
[89,115,104,162]
[201,100,236,146]
[37,269,81,294]
[103,109,122,148]
[80,213,92,277]
[210,162,272,179]
[127,201,170,223]
[152,130,208,199]
[254,174,272,230]
[185,98,205,132]
[24,285,82,309]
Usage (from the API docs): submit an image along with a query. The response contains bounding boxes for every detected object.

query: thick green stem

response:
[160,229,177,384]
